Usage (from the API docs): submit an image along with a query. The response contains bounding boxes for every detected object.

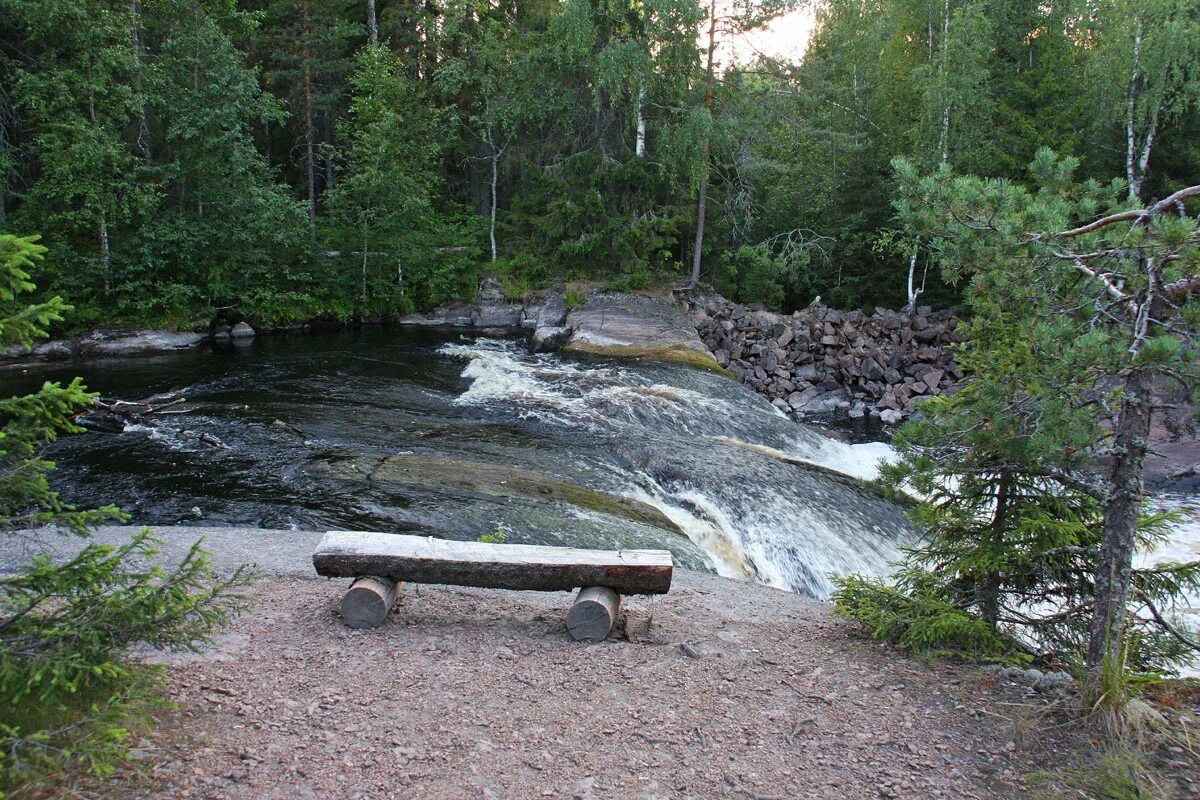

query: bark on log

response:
[566,586,621,642]
[313,531,673,594]
[341,576,399,629]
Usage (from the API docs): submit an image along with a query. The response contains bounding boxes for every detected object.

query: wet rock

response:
[85,330,207,356]
[523,292,568,330]
[397,305,477,328]
[562,292,722,371]
[231,321,256,339]
[31,340,74,360]
[531,325,572,353]
[474,279,523,328]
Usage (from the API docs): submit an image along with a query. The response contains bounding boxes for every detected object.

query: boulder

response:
[398,304,476,327]
[562,292,721,371]
[531,325,573,353]
[231,321,256,339]
[31,340,74,360]
[85,330,207,356]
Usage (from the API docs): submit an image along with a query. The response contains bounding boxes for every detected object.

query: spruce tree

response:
[0,234,249,793]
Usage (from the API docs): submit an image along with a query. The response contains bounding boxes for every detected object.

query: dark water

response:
[3,329,913,597]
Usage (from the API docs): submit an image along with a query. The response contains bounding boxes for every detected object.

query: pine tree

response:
[835,153,1200,689]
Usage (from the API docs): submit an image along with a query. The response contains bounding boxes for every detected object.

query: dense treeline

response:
[0,0,1197,327]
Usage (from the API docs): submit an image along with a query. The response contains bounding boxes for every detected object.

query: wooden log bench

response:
[312,531,673,641]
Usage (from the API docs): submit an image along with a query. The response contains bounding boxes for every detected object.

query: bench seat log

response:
[313,531,673,595]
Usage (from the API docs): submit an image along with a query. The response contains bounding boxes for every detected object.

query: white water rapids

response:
[440,338,1199,670]
[440,339,907,597]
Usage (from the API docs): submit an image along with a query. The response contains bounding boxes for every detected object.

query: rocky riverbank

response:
[398,279,722,371]
[684,293,962,422]
[1,320,264,361]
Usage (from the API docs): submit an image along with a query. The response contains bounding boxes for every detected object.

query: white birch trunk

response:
[636,84,646,158]
[367,0,378,47]
[1125,30,1143,201]
[906,243,920,312]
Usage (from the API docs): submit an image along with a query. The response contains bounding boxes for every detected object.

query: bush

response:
[0,533,249,793]
[832,570,1028,663]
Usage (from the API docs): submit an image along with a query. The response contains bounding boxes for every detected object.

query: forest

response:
[1,0,1196,328]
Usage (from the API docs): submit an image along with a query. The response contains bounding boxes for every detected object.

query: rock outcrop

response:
[684,293,962,421]
[396,279,721,371]
[4,330,208,361]
[560,292,721,371]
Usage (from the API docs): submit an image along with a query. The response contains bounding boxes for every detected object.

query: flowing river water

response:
[5,326,1199,651]
[5,328,907,598]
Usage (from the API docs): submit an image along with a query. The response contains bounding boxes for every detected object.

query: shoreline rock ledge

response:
[398,279,722,371]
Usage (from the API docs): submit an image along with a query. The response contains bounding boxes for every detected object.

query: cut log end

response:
[340,576,400,629]
[566,586,622,642]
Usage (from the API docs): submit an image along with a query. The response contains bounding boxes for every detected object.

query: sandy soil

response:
[111,573,1046,800]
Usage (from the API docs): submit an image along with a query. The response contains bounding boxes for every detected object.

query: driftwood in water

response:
[76,393,232,448]
[566,586,622,641]
[313,531,674,594]
[341,576,400,628]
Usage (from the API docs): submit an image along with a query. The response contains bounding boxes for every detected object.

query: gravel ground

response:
[110,571,1041,800]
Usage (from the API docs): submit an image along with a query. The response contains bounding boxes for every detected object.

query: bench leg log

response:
[566,586,621,642]
[341,576,400,629]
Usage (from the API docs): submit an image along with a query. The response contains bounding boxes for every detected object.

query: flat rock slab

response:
[318,453,684,534]
[312,530,674,594]
[561,292,723,371]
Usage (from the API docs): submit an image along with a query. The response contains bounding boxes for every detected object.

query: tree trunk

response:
[303,0,317,242]
[690,171,708,286]
[99,209,111,295]
[1086,366,1153,680]
[361,223,369,305]
[636,83,647,158]
[367,0,378,46]
[1122,28,1158,203]
[131,0,151,164]
[905,242,920,312]
[689,0,718,288]
[488,125,499,263]
[939,0,949,166]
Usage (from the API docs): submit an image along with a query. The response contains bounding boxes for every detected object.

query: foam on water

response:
[1139,496,1200,676]
[440,338,906,598]
[439,337,1200,638]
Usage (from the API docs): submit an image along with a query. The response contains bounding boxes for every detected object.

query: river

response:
[3,328,908,599]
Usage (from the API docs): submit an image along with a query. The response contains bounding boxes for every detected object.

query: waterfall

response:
[440,338,914,598]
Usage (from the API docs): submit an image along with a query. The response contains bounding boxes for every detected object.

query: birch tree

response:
[1085,0,1200,202]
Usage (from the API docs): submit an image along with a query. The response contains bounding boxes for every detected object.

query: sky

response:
[724,6,818,66]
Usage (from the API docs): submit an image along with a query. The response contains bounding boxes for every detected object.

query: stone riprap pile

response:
[686,294,963,422]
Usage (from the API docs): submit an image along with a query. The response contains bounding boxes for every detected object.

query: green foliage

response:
[1,0,1197,323]
[1028,749,1158,800]
[325,47,480,313]
[856,152,1200,682]
[832,571,1026,662]
[478,527,508,545]
[563,286,588,310]
[0,235,251,793]
[0,532,250,793]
